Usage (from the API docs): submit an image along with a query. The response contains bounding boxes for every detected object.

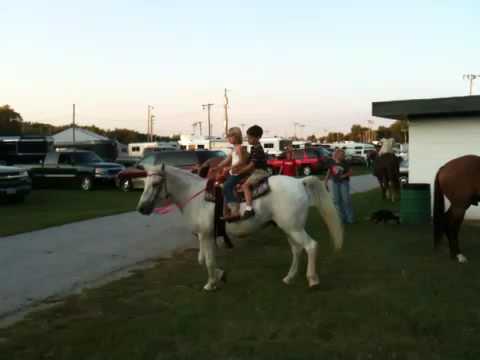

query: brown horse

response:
[373,153,401,202]
[433,155,480,263]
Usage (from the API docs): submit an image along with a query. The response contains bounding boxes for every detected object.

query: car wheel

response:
[80,176,94,191]
[8,194,25,204]
[302,166,312,176]
[120,179,133,192]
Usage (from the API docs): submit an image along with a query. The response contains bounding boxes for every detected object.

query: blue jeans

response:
[224,174,244,204]
[331,180,354,224]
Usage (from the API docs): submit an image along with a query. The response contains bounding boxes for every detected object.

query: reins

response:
[148,172,206,215]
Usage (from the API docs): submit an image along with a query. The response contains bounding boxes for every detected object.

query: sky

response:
[2,0,479,137]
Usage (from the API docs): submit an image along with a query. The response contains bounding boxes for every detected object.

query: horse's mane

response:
[148,164,204,183]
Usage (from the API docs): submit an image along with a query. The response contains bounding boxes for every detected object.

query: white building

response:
[373,95,480,219]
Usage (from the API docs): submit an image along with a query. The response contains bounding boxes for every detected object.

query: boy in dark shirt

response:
[239,125,269,218]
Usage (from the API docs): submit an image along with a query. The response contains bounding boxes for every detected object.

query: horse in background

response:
[373,138,401,202]
[433,155,480,263]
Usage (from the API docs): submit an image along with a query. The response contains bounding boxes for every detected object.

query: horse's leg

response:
[283,238,303,285]
[389,181,396,202]
[199,232,225,290]
[446,207,467,263]
[197,234,205,265]
[288,230,319,288]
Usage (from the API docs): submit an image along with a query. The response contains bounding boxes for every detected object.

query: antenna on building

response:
[463,74,480,95]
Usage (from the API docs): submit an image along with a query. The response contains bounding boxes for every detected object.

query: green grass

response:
[351,164,374,176]
[2,190,480,359]
[0,189,140,237]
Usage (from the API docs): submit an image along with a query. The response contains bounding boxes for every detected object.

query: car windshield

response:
[72,152,103,163]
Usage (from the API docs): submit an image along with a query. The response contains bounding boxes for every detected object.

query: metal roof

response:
[372,95,480,120]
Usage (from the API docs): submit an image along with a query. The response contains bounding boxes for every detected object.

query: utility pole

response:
[202,103,214,149]
[293,122,305,139]
[463,74,480,95]
[224,88,229,137]
[147,105,154,142]
[72,104,76,145]
[150,114,156,141]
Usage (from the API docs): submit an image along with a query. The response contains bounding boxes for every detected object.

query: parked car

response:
[399,158,408,185]
[0,165,32,203]
[116,150,226,191]
[29,150,124,191]
[267,148,332,176]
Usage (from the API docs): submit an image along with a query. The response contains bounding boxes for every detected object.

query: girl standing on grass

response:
[324,149,354,224]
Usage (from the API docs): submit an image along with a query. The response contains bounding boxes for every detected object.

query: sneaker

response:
[243,209,255,219]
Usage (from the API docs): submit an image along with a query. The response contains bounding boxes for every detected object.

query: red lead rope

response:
[154,188,206,215]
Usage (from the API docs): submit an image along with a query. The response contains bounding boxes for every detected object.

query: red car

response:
[116,150,226,191]
[267,148,332,176]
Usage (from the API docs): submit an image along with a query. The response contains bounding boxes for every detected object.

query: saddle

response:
[204,167,270,203]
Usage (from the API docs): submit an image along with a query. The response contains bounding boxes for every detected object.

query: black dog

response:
[369,209,400,224]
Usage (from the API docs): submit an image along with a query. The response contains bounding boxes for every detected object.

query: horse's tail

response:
[303,176,344,252]
[433,171,445,246]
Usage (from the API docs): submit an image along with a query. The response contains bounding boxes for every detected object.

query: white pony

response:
[137,164,343,291]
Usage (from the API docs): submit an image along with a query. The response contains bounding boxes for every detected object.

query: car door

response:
[56,153,78,187]
[132,155,155,189]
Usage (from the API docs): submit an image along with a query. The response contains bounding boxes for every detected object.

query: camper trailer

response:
[260,137,292,156]
[127,142,179,157]
[0,136,54,165]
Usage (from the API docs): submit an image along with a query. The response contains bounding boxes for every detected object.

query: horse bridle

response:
[148,172,171,201]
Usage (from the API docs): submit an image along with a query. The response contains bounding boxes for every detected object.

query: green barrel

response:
[400,183,431,224]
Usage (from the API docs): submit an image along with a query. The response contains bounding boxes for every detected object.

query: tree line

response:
[0,105,179,144]
[306,120,408,144]
[1,104,408,145]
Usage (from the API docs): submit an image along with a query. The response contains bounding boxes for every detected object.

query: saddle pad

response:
[205,177,270,203]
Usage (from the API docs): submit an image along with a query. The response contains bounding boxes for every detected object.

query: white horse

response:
[137,164,343,291]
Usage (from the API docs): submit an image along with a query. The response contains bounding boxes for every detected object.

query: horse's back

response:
[438,155,480,204]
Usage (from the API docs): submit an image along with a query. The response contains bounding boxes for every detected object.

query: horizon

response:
[3,1,479,137]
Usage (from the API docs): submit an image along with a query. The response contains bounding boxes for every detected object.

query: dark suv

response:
[0,165,32,203]
[29,150,125,190]
[116,150,226,191]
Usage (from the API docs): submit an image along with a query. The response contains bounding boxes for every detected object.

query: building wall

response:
[409,117,480,219]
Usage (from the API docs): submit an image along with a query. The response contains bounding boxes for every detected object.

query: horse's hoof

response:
[308,276,320,288]
[283,276,293,285]
[457,254,468,263]
[220,269,227,283]
[203,283,218,291]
